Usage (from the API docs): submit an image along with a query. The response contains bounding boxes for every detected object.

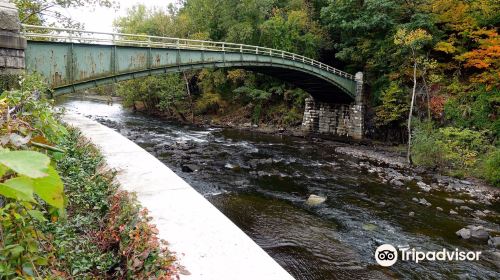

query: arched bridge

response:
[21,25,360,103]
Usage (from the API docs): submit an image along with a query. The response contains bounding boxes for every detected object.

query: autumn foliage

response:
[98,191,178,280]
[459,29,500,88]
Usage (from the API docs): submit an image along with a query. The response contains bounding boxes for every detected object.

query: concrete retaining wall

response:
[62,112,295,280]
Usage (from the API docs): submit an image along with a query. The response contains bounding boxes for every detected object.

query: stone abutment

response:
[0,0,26,75]
[302,72,365,140]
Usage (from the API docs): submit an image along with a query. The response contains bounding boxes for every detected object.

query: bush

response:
[479,148,500,187]
[195,92,225,114]
[412,122,493,171]
[46,129,178,278]
[0,74,67,279]
[411,121,447,168]
[444,86,500,138]
[437,126,490,170]
[98,191,177,279]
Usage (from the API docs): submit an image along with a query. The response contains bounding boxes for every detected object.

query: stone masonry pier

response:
[0,0,26,75]
[302,72,365,139]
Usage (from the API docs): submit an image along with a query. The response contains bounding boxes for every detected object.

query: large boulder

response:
[457,226,490,242]
[469,226,489,241]
[456,228,471,239]
[305,194,326,206]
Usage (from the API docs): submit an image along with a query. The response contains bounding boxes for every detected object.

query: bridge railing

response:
[21,24,354,80]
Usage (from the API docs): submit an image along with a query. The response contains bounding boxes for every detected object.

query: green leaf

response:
[35,257,48,265]
[9,245,24,258]
[0,164,7,178]
[32,165,64,208]
[28,209,47,222]
[0,151,49,178]
[0,177,35,202]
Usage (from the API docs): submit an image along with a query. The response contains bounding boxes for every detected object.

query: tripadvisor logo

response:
[374,244,482,267]
[375,244,398,267]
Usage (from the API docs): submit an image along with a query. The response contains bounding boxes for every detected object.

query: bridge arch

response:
[22,25,359,103]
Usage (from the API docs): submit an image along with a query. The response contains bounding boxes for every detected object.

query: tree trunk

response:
[422,75,431,119]
[183,72,195,123]
[407,56,418,165]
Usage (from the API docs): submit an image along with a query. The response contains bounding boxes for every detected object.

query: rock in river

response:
[456,226,490,241]
[469,226,489,241]
[488,236,500,248]
[306,194,327,206]
[456,228,471,239]
[446,198,465,205]
[459,205,473,211]
[181,164,199,173]
[418,198,432,206]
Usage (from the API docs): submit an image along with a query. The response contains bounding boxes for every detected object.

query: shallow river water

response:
[59,96,499,280]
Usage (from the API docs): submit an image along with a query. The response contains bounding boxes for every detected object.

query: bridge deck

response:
[23,25,357,102]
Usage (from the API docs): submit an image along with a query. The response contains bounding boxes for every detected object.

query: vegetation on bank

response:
[0,74,177,278]
[10,2,500,185]
[108,0,499,186]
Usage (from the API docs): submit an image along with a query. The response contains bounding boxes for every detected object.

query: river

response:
[58,96,499,280]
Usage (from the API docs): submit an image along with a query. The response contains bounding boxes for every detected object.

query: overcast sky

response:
[62,0,176,33]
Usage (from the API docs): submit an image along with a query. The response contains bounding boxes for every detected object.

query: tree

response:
[155,74,187,120]
[260,9,326,58]
[458,29,500,89]
[375,82,410,140]
[394,28,432,164]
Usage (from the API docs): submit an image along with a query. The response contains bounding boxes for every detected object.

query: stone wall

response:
[302,99,364,139]
[0,0,26,75]
[302,72,365,140]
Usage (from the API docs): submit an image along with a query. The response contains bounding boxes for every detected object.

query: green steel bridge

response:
[22,25,358,103]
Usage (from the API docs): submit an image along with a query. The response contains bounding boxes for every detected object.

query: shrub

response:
[411,121,447,168]
[444,86,500,138]
[283,107,303,126]
[48,129,178,278]
[412,122,493,171]
[0,74,66,279]
[437,127,490,169]
[98,191,177,279]
[195,92,224,114]
[479,148,500,187]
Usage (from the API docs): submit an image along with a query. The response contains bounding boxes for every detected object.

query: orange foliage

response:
[458,29,500,89]
[461,30,500,68]
[429,95,446,117]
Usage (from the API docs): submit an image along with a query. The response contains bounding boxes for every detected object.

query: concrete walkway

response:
[62,112,295,280]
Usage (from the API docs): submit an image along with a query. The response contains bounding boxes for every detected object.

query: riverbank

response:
[0,77,178,279]
[75,94,498,202]
[59,97,500,279]
[208,122,499,200]
[49,128,179,278]
[62,111,296,280]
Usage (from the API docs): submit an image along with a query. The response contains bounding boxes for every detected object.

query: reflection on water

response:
[59,96,499,280]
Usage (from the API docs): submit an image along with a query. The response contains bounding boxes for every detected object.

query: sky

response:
[62,0,176,33]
